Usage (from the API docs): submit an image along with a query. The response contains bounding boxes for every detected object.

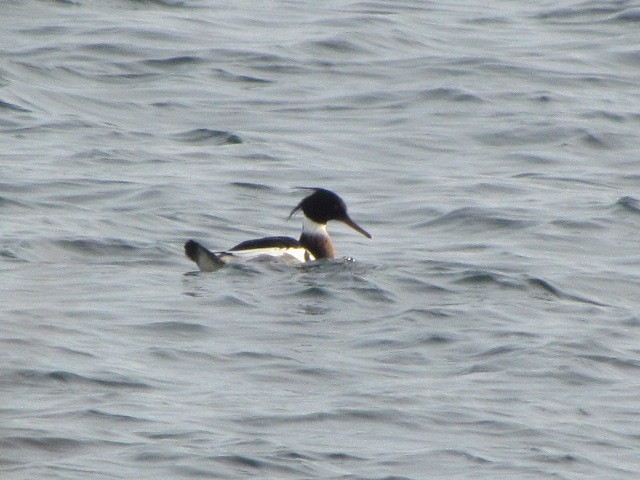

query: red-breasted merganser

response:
[184,188,371,271]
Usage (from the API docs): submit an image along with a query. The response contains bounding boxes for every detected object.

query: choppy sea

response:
[2,0,640,478]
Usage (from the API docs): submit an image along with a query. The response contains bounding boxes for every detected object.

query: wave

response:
[173,128,242,145]
[419,207,532,232]
[135,321,211,335]
[6,369,151,389]
[0,99,30,112]
[527,277,608,306]
[616,196,640,214]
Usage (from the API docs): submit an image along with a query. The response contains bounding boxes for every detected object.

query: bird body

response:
[185,188,370,272]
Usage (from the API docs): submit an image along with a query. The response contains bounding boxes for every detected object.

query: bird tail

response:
[184,240,225,272]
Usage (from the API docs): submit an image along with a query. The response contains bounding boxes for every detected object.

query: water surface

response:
[2,1,640,478]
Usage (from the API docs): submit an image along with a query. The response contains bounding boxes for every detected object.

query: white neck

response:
[302,216,329,237]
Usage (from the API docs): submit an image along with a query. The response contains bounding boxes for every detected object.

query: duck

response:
[184,188,371,271]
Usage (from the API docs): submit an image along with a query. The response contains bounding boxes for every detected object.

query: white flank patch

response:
[219,246,314,263]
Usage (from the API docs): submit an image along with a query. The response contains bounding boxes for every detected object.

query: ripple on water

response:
[230,181,274,191]
[303,37,373,56]
[454,270,523,289]
[477,125,576,147]
[141,55,203,68]
[418,87,483,103]
[82,408,149,423]
[0,436,86,454]
[356,330,457,352]
[172,128,243,145]
[550,218,604,231]
[54,238,138,256]
[579,353,640,372]
[391,274,452,295]
[396,307,456,321]
[419,207,533,232]
[135,321,212,337]
[527,276,607,306]
[0,99,31,112]
[352,282,396,304]
[613,7,640,23]
[212,67,274,85]
[240,407,416,430]
[534,4,623,23]
[616,196,640,214]
[7,369,151,390]
[198,451,318,479]
[294,285,334,298]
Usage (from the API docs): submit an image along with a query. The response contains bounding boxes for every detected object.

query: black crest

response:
[289,188,348,224]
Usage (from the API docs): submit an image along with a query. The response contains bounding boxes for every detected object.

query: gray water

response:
[2,0,640,478]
